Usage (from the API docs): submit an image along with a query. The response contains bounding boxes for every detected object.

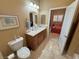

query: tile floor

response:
[27,33,73,59]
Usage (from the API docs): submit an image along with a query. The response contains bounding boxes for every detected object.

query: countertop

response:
[26,25,47,37]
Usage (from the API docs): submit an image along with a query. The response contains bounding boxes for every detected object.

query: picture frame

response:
[0,15,19,30]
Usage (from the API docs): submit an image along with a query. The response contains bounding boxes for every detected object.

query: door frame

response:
[48,6,67,35]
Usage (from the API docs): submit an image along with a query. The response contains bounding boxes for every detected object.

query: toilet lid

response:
[17,47,30,58]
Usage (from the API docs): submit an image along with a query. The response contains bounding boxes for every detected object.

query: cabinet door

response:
[32,36,38,50]
[43,29,47,39]
[38,33,43,45]
[26,35,33,49]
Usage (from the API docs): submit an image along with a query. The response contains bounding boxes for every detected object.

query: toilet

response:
[8,37,30,59]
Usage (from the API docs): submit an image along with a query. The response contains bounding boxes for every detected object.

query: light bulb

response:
[36,5,39,9]
[34,4,37,8]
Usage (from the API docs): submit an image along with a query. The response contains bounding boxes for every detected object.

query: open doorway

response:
[49,7,66,35]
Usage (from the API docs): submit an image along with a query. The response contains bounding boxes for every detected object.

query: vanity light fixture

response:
[25,1,39,12]
[34,4,39,9]
[29,2,39,9]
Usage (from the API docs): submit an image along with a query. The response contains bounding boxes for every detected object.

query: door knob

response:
[64,35,68,38]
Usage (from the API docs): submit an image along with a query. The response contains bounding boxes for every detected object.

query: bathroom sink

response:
[26,25,47,37]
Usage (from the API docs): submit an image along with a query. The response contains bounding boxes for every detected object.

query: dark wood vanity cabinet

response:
[25,29,47,50]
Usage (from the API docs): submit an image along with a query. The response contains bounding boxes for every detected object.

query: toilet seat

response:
[17,47,30,59]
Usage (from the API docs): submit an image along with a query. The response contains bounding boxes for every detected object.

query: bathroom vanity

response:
[25,25,47,50]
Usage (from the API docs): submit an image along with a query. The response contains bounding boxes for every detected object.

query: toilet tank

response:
[8,37,24,51]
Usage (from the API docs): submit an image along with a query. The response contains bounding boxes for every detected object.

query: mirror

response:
[29,12,33,27]
[41,15,46,24]
[29,12,38,27]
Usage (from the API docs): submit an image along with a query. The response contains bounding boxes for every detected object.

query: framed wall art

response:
[0,15,19,30]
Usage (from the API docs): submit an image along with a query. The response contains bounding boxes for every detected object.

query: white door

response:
[59,0,79,54]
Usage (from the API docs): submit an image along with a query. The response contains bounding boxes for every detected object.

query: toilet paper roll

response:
[7,53,15,59]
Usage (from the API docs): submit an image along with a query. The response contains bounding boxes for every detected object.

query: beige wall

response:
[0,0,39,56]
[39,0,74,35]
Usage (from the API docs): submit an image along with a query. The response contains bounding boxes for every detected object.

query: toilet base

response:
[18,56,30,59]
